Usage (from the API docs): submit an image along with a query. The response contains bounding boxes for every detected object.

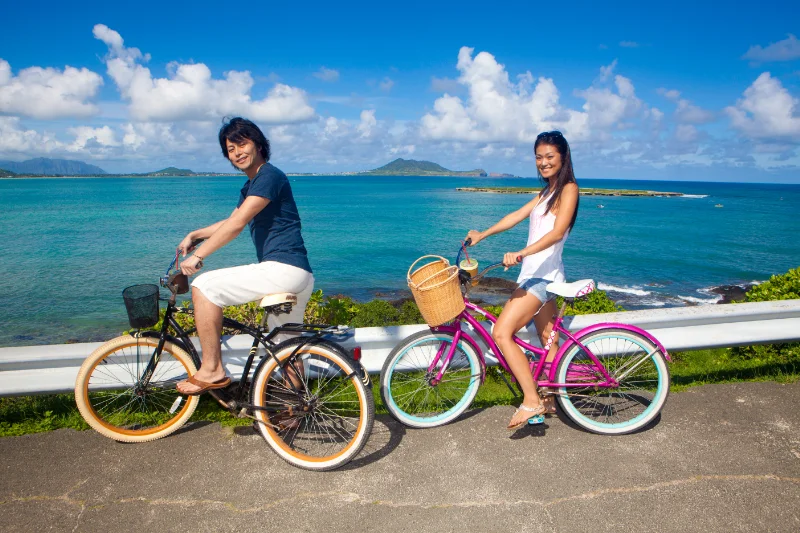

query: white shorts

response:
[192,261,315,330]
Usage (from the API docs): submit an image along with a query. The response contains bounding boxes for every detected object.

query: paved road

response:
[1,381,798,532]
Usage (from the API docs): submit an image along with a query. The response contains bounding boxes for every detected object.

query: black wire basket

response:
[122,284,160,329]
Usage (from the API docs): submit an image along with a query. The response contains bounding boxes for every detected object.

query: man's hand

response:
[177,234,198,257]
[180,255,204,276]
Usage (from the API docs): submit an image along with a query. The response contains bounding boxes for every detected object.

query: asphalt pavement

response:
[1,381,798,532]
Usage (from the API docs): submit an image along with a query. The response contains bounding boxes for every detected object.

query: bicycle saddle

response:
[259,293,298,308]
[545,279,595,298]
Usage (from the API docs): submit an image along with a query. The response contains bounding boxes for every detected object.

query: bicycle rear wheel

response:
[555,328,669,435]
[250,337,374,471]
[74,335,199,442]
[380,330,481,428]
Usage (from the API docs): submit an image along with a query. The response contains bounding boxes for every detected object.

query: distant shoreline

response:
[457,186,686,197]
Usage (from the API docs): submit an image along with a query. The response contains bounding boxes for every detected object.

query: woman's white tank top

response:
[516,190,569,283]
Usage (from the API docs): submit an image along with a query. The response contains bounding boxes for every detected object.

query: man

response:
[176,117,314,395]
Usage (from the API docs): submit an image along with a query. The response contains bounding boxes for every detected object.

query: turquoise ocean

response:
[1,175,798,347]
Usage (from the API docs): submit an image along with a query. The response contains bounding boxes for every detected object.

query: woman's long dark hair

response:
[535,131,579,231]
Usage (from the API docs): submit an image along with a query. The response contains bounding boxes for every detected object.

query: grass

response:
[1,347,798,437]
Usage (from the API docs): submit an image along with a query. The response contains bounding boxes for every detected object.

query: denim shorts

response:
[518,277,554,303]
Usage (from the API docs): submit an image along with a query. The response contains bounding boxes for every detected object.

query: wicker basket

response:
[407,255,465,327]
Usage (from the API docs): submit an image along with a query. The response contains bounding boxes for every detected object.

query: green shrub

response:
[351,300,401,328]
[128,284,623,335]
[730,266,800,364]
[397,300,424,325]
[558,290,624,315]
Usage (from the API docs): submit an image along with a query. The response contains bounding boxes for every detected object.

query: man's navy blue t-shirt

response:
[237,164,312,273]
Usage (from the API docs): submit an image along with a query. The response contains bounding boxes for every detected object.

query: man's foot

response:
[508,402,546,430]
[176,373,230,395]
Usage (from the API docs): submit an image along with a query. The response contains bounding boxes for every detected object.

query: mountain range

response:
[0,158,107,175]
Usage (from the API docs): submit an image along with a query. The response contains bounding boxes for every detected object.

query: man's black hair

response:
[218,117,271,162]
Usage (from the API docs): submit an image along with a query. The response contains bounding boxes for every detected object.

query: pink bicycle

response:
[379,245,671,435]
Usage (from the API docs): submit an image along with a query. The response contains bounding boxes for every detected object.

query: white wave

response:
[681,194,709,198]
[639,299,667,307]
[678,295,722,305]
[597,282,651,296]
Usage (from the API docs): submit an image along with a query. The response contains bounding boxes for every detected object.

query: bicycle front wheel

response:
[74,335,199,443]
[250,337,374,471]
[555,328,669,435]
[380,330,481,428]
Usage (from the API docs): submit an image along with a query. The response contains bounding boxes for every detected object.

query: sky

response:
[1,0,799,182]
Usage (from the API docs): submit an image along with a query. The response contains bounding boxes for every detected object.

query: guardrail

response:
[1,299,799,397]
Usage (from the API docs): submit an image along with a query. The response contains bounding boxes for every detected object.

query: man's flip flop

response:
[179,376,231,396]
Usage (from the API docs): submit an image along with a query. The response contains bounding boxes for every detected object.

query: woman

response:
[175,117,314,395]
[465,131,579,430]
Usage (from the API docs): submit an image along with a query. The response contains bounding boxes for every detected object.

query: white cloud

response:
[313,67,340,82]
[726,72,800,140]
[598,59,618,82]
[675,99,715,124]
[357,109,377,138]
[421,47,569,143]
[379,77,395,92]
[421,48,646,145]
[93,24,315,124]
[619,41,640,48]
[575,70,642,133]
[67,126,119,152]
[0,59,103,119]
[657,88,681,101]
[0,117,63,155]
[743,34,800,62]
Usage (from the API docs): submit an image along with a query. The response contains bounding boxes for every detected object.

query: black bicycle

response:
[74,258,374,471]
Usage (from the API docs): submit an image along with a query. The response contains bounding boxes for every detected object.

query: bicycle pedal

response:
[527,414,545,425]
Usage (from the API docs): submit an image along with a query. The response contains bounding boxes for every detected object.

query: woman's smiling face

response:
[535,143,562,180]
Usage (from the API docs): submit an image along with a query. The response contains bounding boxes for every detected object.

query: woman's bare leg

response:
[493,288,545,428]
[531,299,558,413]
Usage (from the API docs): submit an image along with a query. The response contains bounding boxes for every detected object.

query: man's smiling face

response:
[226,138,262,172]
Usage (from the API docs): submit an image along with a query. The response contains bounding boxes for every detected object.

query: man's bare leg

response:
[176,287,227,394]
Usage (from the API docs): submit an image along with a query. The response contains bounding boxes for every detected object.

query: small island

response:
[359,158,488,177]
[287,158,514,177]
[456,187,685,197]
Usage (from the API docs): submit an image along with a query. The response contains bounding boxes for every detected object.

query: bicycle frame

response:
[137,294,350,413]
[428,285,670,390]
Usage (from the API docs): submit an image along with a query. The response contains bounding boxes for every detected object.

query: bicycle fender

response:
[431,325,487,384]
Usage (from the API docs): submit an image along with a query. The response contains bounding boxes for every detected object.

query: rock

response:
[710,284,757,304]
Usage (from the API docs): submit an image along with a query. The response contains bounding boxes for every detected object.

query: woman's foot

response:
[507,402,546,430]
[540,389,557,414]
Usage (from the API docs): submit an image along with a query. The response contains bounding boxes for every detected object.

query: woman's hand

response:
[465,230,484,246]
[177,234,197,257]
[180,255,204,276]
[502,252,523,268]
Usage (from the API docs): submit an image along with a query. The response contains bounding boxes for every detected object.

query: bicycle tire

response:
[555,328,669,435]
[380,330,481,428]
[250,337,374,471]
[74,335,200,443]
